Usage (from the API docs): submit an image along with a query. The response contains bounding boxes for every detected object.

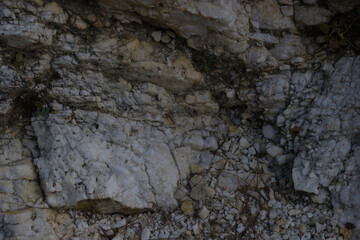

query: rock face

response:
[33,110,177,212]
[97,0,250,56]
[291,56,360,223]
[0,209,73,240]
[294,6,333,26]
[326,0,360,13]
[1,0,360,239]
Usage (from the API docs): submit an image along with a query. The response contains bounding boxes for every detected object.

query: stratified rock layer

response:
[1,0,360,238]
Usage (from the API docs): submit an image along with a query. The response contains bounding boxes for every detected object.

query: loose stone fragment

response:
[181,200,193,215]
[198,206,210,220]
[73,16,87,30]
[340,227,353,240]
[151,31,162,42]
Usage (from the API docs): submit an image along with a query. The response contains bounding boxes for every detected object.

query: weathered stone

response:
[0,13,55,48]
[151,31,162,42]
[277,0,293,5]
[270,35,306,60]
[251,0,296,31]
[204,136,218,151]
[292,57,360,229]
[198,206,210,220]
[174,147,196,179]
[239,137,250,149]
[249,33,279,45]
[73,16,87,30]
[281,6,293,17]
[181,200,193,215]
[295,6,333,26]
[0,130,45,212]
[262,125,277,140]
[122,41,203,90]
[1,0,360,238]
[0,209,73,239]
[189,164,205,174]
[185,132,205,151]
[41,2,67,24]
[141,227,151,240]
[333,148,360,232]
[299,223,307,233]
[246,46,270,65]
[266,143,284,158]
[96,0,250,55]
[190,183,209,200]
[256,75,290,120]
[161,33,171,43]
[32,110,179,213]
[303,0,317,4]
[100,0,240,37]
[185,91,219,113]
[325,0,360,13]
[218,171,239,192]
[340,227,353,240]
[212,159,226,169]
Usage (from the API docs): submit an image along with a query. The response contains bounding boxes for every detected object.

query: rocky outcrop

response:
[97,0,250,56]
[291,56,360,230]
[1,0,360,239]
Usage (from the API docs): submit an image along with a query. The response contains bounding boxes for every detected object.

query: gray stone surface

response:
[295,6,333,26]
[291,56,360,230]
[326,0,360,13]
[270,34,306,60]
[0,2,55,48]
[251,0,296,31]
[32,110,175,212]
[97,0,250,56]
[1,0,360,238]
[0,209,73,240]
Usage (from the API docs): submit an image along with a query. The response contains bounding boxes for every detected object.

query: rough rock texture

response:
[326,0,360,13]
[291,56,360,227]
[0,208,73,240]
[295,5,333,26]
[1,0,360,239]
[98,0,250,56]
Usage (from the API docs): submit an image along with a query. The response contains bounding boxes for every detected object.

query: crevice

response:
[22,126,48,205]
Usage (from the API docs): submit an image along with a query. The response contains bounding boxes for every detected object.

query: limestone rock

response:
[246,46,271,65]
[270,34,306,60]
[41,2,67,24]
[97,0,241,38]
[218,171,239,192]
[262,125,277,140]
[151,31,162,42]
[280,5,293,17]
[0,130,44,212]
[251,0,296,31]
[122,41,203,90]
[0,2,55,48]
[32,110,179,213]
[73,16,87,30]
[295,6,333,26]
[198,206,210,220]
[174,147,196,179]
[96,0,250,55]
[292,56,360,229]
[277,0,293,5]
[266,143,284,158]
[256,75,290,120]
[0,209,73,239]
[1,0,360,238]
[185,91,219,113]
[303,0,317,4]
[325,0,360,13]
